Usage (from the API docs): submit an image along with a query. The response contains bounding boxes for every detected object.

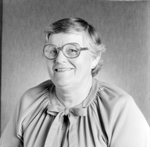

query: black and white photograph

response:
[0,0,150,147]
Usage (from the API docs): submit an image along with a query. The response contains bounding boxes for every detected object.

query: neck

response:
[55,77,93,108]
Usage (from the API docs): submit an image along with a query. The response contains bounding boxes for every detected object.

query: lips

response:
[55,68,73,72]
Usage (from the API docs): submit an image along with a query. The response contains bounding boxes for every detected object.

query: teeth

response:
[55,69,72,72]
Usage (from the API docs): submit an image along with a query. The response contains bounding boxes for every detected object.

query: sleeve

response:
[99,84,150,147]
[0,81,51,147]
[0,88,37,147]
[0,99,23,147]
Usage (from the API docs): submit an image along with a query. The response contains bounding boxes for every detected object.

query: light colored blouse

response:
[0,78,150,147]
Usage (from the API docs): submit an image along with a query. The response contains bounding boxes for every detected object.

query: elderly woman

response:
[0,17,150,147]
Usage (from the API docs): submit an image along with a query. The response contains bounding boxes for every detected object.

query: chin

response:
[53,79,73,88]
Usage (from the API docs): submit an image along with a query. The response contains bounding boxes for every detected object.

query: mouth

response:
[55,68,73,72]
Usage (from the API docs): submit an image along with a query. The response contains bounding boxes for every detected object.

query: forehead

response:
[47,33,85,47]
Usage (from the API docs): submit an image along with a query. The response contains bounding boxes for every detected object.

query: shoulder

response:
[23,80,53,98]
[93,79,150,146]
[93,79,137,117]
[18,80,54,111]
[9,80,55,138]
[94,78,148,127]
[95,79,133,106]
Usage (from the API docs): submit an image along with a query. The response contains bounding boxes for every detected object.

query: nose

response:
[55,50,67,63]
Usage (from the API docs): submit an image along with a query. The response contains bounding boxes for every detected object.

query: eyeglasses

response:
[43,43,88,60]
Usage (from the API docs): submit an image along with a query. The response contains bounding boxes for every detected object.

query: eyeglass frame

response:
[43,42,88,60]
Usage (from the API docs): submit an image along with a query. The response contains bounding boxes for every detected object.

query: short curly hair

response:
[45,17,105,77]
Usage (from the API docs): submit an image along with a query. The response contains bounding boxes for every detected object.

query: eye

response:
[65,48,78,56]
[68,48,78,52]
[63,44,79,57]
[65,45,78,53]
[50,49,57,55]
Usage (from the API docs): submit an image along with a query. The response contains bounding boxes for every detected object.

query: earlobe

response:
[91,56,101,69]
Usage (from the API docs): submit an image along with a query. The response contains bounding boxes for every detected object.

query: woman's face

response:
[45,33,95,88]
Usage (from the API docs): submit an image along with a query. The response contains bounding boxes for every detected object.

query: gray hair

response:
[45,17,105,77]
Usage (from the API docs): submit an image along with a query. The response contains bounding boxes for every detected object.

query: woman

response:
[0,17,149,147]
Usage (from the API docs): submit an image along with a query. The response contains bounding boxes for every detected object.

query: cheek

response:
[74,56,92,74]
[46,60,54,76]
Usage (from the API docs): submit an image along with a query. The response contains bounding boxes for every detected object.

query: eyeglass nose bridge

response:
[55,46,68,58]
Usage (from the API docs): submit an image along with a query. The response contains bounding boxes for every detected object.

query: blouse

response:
[0,78,150,147]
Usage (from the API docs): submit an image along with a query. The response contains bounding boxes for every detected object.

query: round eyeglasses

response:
[43,43,88,60]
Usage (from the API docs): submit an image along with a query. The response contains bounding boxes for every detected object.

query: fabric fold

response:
[44,104,87,147]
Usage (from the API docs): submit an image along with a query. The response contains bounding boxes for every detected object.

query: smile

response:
[55,68,73,72]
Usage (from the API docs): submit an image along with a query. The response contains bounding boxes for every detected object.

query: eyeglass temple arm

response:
[81,48,88,51]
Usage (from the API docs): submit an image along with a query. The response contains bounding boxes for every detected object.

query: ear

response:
[91,55,101,69]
